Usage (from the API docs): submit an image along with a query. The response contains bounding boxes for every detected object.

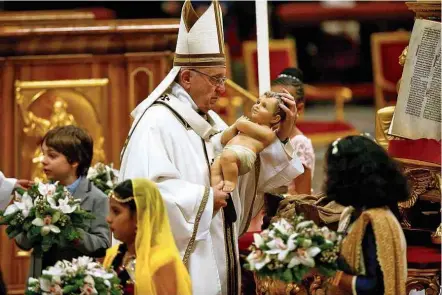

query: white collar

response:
[170,82,199,112]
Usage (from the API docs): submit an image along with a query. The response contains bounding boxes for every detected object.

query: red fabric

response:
[389,139,441,165]
[297,121,355,135]
[407,246,441,263]
[380,42,409,84]
[252,50,292,85]
[380,41,409,104]
[80,8,116,20]
[239,231,259,251]
[276,2,413,24]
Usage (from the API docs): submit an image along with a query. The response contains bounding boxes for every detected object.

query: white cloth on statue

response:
[118,83,304,295]
[0,171,16,210]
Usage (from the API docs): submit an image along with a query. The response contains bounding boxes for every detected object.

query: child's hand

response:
[236,116,249,125]
[237,115,248,121]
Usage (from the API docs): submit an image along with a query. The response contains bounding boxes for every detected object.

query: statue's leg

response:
[219,149,239,192]
[210,157,224,187]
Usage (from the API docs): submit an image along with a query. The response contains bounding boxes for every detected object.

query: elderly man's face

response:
[182,67,226,114]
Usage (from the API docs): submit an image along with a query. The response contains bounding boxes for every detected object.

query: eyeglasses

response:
[189,69,227,86]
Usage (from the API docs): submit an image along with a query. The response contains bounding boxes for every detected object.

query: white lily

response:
[321,226,338,242]
[272,218,294,235]
[48,196,77,214]
[295,220,314,231]
[84,275,95,286]
[287,246,321,268]
[28,277,39,285]
[4,193,34,217]
[103,279,111,288]
[260,229,270,239]
[80,283,98,295]
[75,256,100,271]
[246,249,271,271]
[42,264,66,277]
[265,237,289,261]
[32,215,60,235]
[38,182,58,197]
[253,233,265,247]
[87,167,99,179]
[39,278,52,293]
[286,233,299,251]
[86,268,114,280]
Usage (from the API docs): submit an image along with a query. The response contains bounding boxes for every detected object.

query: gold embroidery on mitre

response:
[182,0,200,32]
[213,0,224,54]
[174,54,226,67]
[174,0,226,68]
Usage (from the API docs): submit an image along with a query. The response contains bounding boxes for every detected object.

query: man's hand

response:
[276,89,297,142]
[15,179,34,189]
[213,181,229,216]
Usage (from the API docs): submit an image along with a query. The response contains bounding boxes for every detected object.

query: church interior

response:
[0,1,440,294]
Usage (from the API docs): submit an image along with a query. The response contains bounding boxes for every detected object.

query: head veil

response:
[132,178,192,295]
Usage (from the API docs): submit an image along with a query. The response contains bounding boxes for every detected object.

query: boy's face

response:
[41,141,78,184]
[250,95,280,125]
[106,197,137,245]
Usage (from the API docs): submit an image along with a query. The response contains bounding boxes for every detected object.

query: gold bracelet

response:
[332,270,343,287]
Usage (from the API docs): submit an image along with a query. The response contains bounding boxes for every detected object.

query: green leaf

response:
[41,235,54,252]
[52,211,61,223]
[23,222,32,231]
[7,228,21,239]
[15,187,26,195]
[318,265,337,278]
[62,285,78,294]
[282,268,293,282]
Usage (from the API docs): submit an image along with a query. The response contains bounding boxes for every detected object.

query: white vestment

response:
[119,83,303,295]
[0,171,16,210]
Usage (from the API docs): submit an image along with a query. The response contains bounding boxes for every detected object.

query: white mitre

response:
[131,0,226,119]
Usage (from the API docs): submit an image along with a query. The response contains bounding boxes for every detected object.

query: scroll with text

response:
[389,19,441,140]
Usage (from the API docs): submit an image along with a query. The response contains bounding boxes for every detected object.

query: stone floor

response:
[302,103,376,192]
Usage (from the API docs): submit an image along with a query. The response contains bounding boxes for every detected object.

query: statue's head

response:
[53,100,68,112]
[250,91,287,127]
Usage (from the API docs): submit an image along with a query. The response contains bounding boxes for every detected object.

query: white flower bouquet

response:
[0,182,95,252]
[87,163,119,195]
[244,215,340,283]
[26,256,122,295]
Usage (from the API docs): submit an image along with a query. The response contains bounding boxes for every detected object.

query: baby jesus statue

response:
[211,91,287,192]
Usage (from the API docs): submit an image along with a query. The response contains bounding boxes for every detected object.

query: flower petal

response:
[41,226,50,235]
[47,197,58,209]
[50,225,60,233]
[39,278,51,292]
[299,255,315,267]
[288,256,301,268]
[3,204,18,216]
[253,233,264,247]
[306,246,321,258]
[32,218,45,226]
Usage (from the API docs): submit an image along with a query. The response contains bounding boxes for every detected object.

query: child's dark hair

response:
[42,125,93,177]
[324,135,409,212]
[113,179,136,213]
[271,67,305,103]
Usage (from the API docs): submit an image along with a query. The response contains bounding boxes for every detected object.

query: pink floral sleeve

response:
[290,135,315,176]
